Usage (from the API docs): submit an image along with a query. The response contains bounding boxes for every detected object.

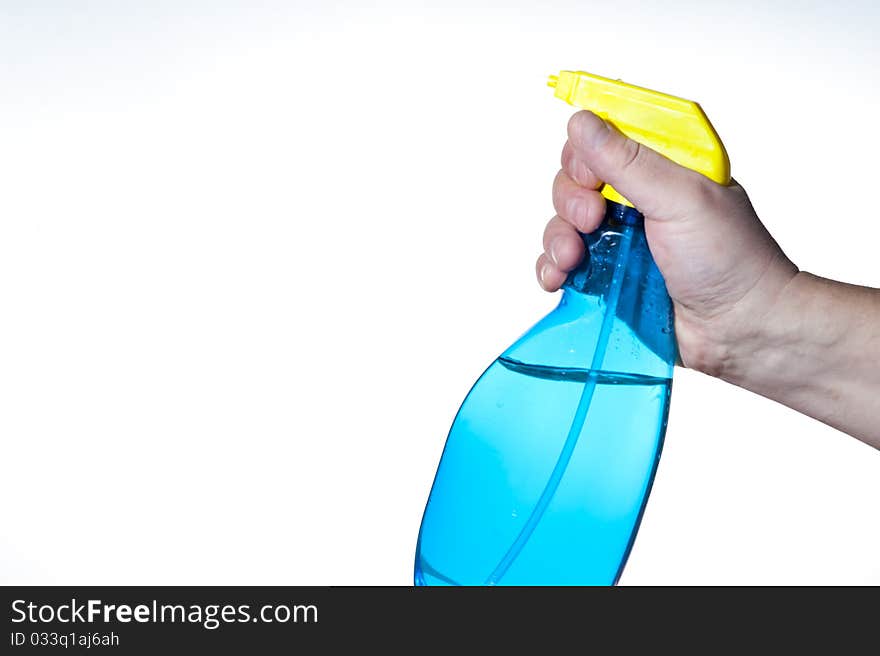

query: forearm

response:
[719,272,880,448]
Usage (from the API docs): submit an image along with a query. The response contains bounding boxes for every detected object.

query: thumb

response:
[567,110,709,219]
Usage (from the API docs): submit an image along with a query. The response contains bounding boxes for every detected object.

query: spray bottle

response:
[415,70,730,585]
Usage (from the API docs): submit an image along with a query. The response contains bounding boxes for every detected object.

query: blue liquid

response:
[415,358,670,586]
[416,208,676,585]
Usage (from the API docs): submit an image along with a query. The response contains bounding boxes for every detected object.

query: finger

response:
[552,169,606,233]
[536,253,568,292]
[567,110,712,218]
[561,140,602,189]
[542,215,585,271]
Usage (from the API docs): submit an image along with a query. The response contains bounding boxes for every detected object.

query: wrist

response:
[712,268,814,391]
[680,255,802,384]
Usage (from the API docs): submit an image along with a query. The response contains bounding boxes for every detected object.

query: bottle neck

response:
[563,200,645,295]
[604,199,644,226]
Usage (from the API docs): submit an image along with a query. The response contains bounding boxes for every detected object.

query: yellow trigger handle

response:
[548,70,730,208]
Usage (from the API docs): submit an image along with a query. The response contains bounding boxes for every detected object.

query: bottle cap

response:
[548,70,731,208]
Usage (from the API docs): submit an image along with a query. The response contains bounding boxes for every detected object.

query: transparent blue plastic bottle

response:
[415,202,676,585]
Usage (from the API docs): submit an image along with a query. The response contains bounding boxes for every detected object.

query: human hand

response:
[537,110,799,377]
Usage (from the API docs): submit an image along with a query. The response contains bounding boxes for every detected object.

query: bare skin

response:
[538,110,880,450]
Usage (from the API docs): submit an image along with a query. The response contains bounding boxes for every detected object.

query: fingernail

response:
[572,160,588,186]
[565,197,584,227]
[571,111,612,149]
[548,238,562,266]
[591,116,613,148]
[539,261,550,287]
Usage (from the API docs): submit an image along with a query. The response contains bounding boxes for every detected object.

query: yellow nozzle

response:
[548,70,730,208]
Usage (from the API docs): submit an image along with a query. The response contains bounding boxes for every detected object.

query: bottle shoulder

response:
[501,289,674,379]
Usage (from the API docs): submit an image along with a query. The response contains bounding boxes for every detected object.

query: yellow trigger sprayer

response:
[415,70,730,585]
[548,70,730,205]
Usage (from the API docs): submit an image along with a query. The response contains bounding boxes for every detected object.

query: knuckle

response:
[727,182,753,209]
[617,139,643,172]
[687,173,728,213]
[566,111,584,141]
[683,174,757,223]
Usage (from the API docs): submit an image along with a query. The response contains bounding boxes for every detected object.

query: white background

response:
[2,1,879,585]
